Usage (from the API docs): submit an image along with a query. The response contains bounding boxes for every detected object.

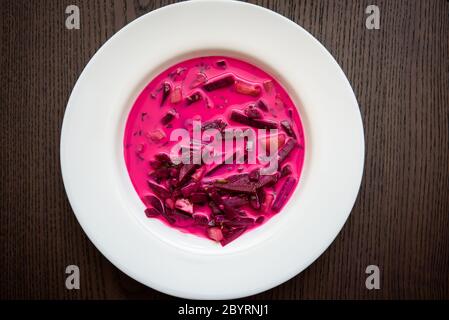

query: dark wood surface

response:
[1,0,448,300]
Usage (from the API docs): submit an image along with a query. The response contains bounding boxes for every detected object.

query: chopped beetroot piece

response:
[223,206,243,219]
[191,166,206,181]
[249,168,260,182]
[178,163,199,185]
[171,86,182,104]
[180,181,200,197]
[144,194,164,214]
[255,216,265,224]
[278,138,298,164]
[281,164,293,177]
[207,227,224,242]
[263,79,274,93]
[256,99,269,112]
[185,92,203,105]
[215,60,227,69]
[149,167,171,181]
[272,177,297,212]
[209,201,223,215]
[213,174,256,193]
[162,210,176,225]
[169,67,187,81]
[161,82,171,106]
[252,118,278,129]
[147,129,166,142]
[208,188,240,218]
[165,198,175,209]
[220,227,247,246]
[204,151,237,177]
[260,192,274,212]
[169,167,178,178]
[230,110,278,129]
[214,215,225,224]
[207,188,224,205]
[161,108,177,125]
[280,120,297,138]
[250,193,261,210]
[227,217,255,228]
[145,207,160,218]
[255,173,279,189]
[244,104,263,119]
[190,192,208,204]
[190,72,207,88]
[222,196,248,208]
[257,188,266,204]
[147,180,170,199]
[154,152,172,164]
[149,160,162,169]
[234,81,261,96]
[203,75,235,91]
[192,212,209,225]
[260,133,286,154]
[201,118,228,131]
[175,198,193,214]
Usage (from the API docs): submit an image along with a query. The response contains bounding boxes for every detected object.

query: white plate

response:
[61,0,364,299]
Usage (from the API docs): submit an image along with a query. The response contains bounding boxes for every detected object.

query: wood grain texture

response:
[0,0,448,300]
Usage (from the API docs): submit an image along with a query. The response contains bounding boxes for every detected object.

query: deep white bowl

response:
[61,0,364,299]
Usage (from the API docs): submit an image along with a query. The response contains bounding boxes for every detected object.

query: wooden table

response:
[1,0,448,300]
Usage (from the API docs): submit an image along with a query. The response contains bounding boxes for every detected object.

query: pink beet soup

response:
[124,56,305,246]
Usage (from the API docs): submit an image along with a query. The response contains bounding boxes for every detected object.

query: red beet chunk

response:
[161,108,177,125]
[149,167,173,182]
[234,81,261,96]
[220,227,247,246]
[278,138,298,164]
[175,198,193,214]
[249,193,261,210]
[145,208,160,218]
[154,152,172,166]
[272,177,297,212]
[248,168,260,182]
[226,217,255,228]
[192,212,209,225]
[160,82,171,106]
[180,181,200,197]
[147,129,166,142]
[255,173,279,189]
[215,60,227,69]
[213,174,256,193]
[189,72,208,88]
[201,119,228,132]
[207,227,224,242]
[281,164,293,177]
[244,104,263,119]
[190,192,208,204]
[260,192,274,212]
[178,163,199,185]
[147,180,171,199]
[256,99,269,112]
[144,194,164,214]
[203,75,235,92]
[280,120,297,138]
[230,110,278,129]
[222,195,249,208]
[185,92,203,105]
